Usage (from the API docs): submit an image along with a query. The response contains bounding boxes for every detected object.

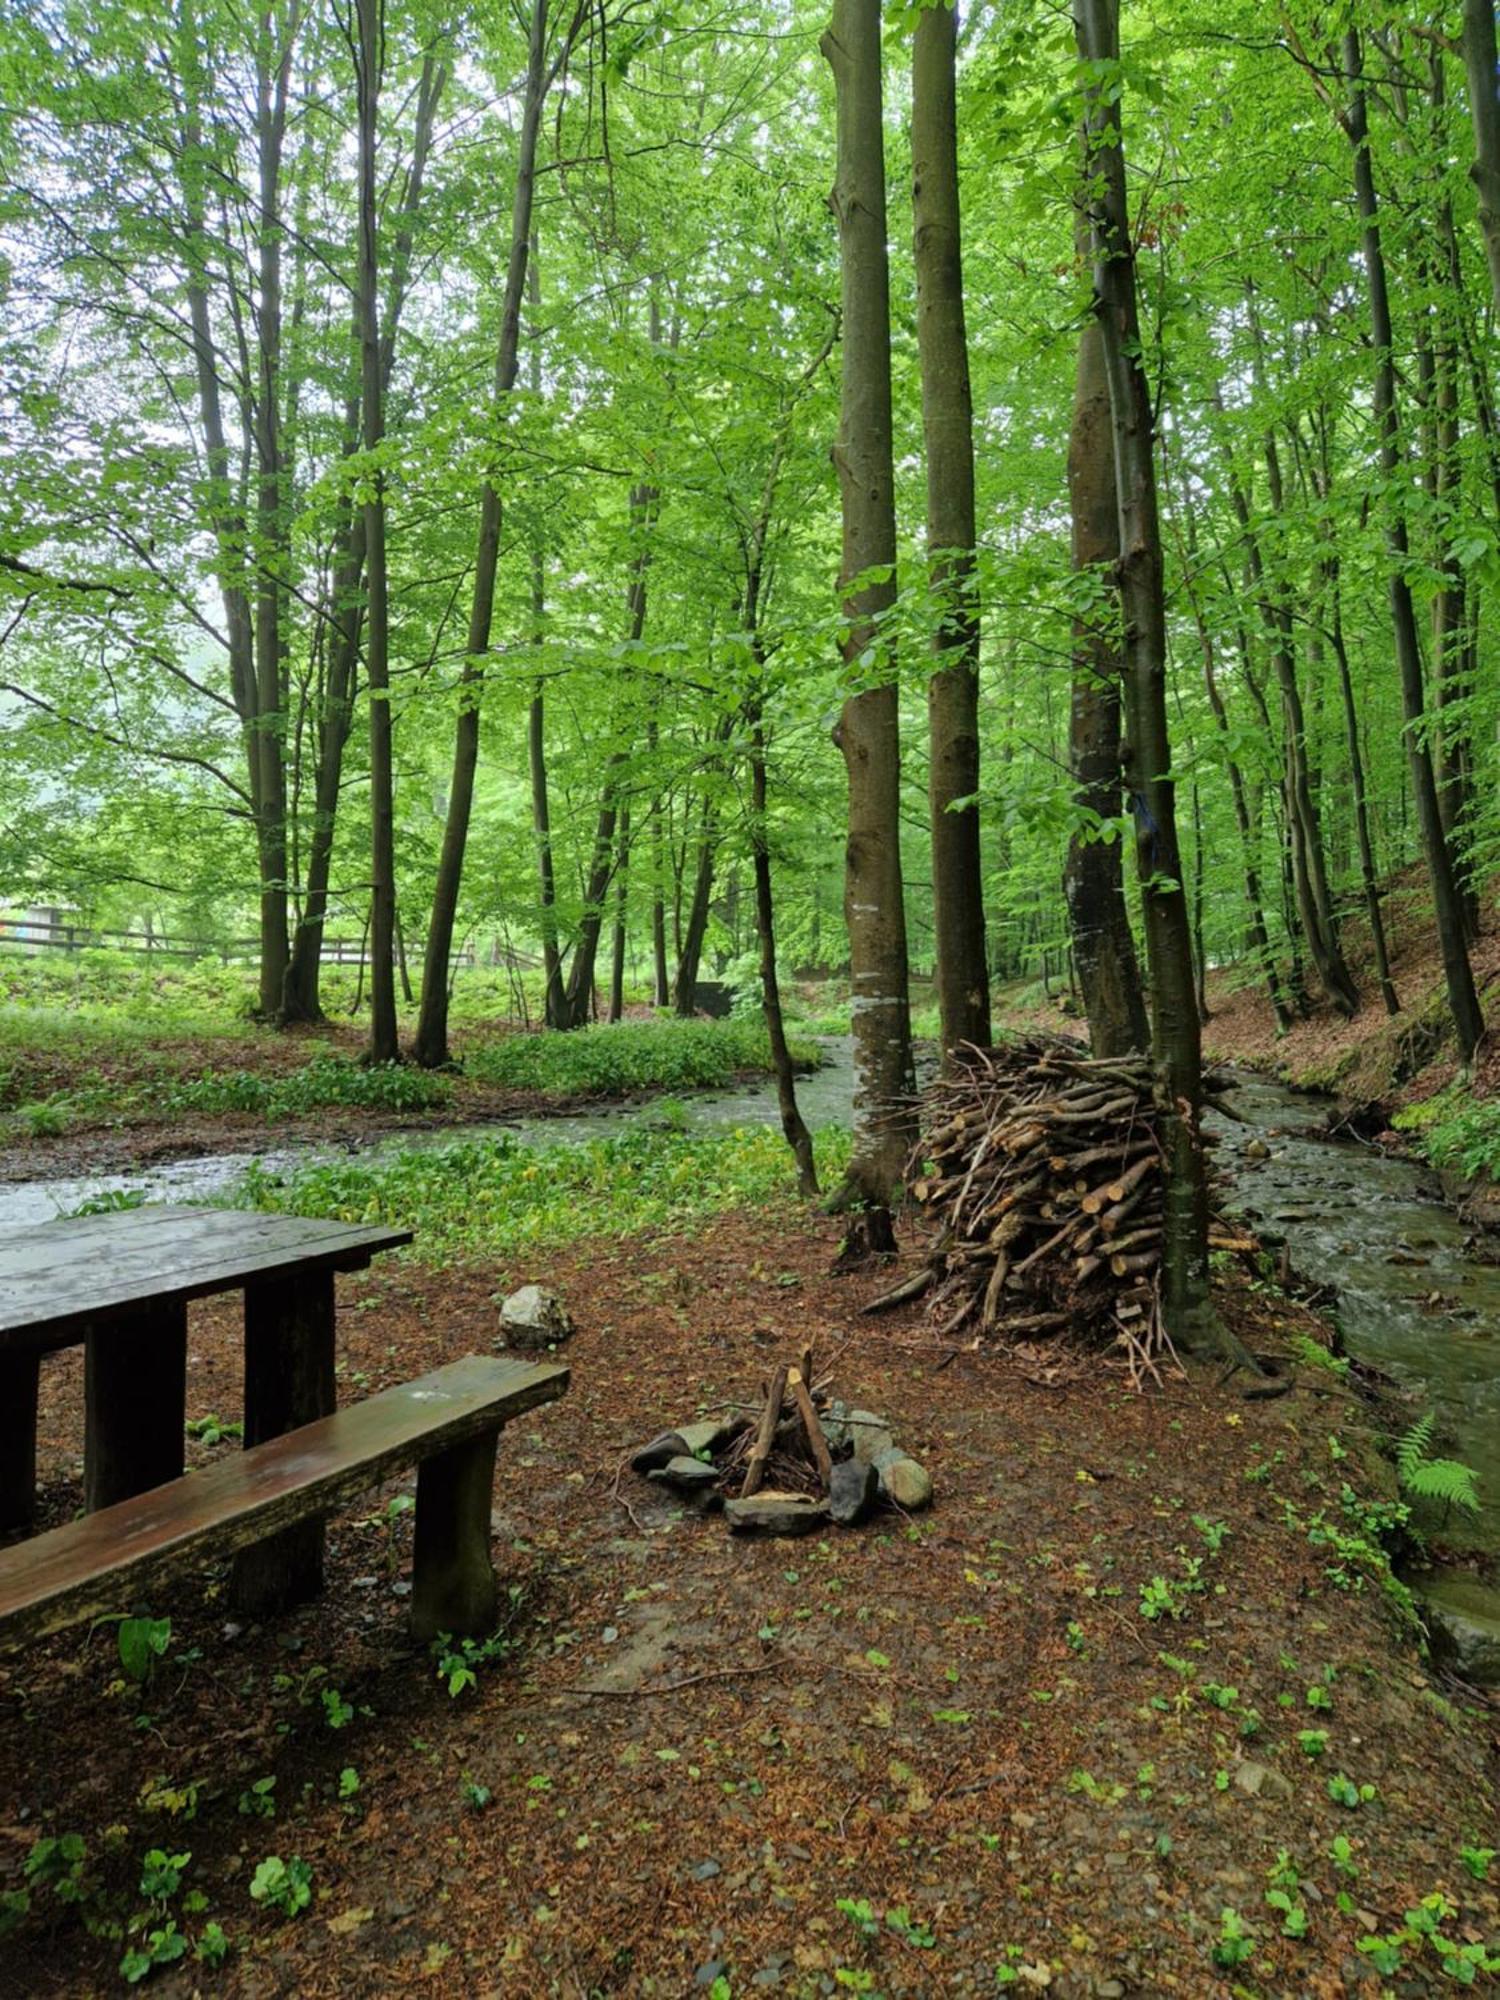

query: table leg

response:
[84,1305,187,1511]
[0,1352,40,1532]
[230,1270,336,1616]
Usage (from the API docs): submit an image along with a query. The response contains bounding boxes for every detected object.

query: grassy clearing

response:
[235,1123,851,1260]
[461,1017,817,1094]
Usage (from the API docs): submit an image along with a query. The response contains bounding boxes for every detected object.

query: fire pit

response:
[629,1347,933,1534]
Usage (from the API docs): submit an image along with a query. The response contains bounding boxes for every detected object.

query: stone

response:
[1244,1138,1270,1162]
[1417,1573,1500,1686]
[1232,1759,1294,1801]
[873,1447,933,1512]
[648,1455,721,1492]
[828,1457,879,1527]
[675,1416,750,1458]
[849,1411,896,1465]
[496,1283,572,1350]
[725,1491,828,1536]
[630,1431,688,1473]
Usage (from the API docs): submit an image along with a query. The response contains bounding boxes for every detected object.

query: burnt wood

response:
[0,1206,413,1355]
[0,1354,569,1652]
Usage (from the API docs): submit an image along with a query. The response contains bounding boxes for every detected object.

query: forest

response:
[2,1,1500,1994]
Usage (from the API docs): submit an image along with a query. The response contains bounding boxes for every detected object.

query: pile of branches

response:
[874,1038,1251,1385]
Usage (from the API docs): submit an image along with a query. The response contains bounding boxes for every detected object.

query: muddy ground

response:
[2,1212,1496,1997]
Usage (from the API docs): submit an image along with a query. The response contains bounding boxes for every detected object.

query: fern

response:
[1395,1416,1480,1515]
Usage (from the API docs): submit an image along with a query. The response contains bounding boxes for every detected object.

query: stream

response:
[4,1046,1498,1670]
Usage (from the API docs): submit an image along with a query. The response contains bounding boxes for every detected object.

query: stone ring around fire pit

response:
[628,1360,933,1535]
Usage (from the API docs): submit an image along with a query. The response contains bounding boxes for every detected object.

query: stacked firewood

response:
[872,1038,1250,1384]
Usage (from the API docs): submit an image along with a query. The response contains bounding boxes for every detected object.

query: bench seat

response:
[0,1353,568,1653]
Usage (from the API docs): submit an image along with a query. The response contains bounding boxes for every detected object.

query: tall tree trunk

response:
[524,249,564,1029]
[1221,447,1358,1017]
[911,0,990,1061]
[174,11,277,1017]
[1343,28,1484,1065]
[608,802,630,1023]
[821,0,916,1233]
[1462,0,1500,311]
[414,0,554,1067]
[557,481,655,1029]
[1166,442,1292,1031]
[673,802,717,1015]
[283,57,444,1024]
[1064,317,1149,1057]
[354,0,398,1063]
[249,9,297,1021]
[1075,0,1231,1359]
[750,703,819,1195]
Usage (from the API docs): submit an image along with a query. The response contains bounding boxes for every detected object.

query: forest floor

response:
[3,1208,1497,1998]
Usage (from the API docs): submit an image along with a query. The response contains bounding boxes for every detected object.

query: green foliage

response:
[248,1856,312,1919]
[461,1018,815,1096]
[162,1056,450,1120]
[117,1616,171,1685]
[1395,1094,1500,1182]
[1394,1416,1481,1515]
[237,1122,850,1261]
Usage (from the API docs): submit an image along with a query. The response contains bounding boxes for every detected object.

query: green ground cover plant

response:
[235,1122,851,1259]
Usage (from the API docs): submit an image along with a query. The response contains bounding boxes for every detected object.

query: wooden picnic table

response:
[0,1203,411,1609]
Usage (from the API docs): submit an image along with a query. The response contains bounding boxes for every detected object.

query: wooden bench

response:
[0,1354,568,1653]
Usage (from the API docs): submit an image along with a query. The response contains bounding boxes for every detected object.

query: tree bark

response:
[1074,0,1229,1358]
[1344,28,1484,1066]
[354,0,398,1064]
[413,0,554,1067]
[283,57,445,1024]
[1064,316,1149,1057]
[1462,0,1500,311]
[911,0,990,1062]
[822,0,916,1226]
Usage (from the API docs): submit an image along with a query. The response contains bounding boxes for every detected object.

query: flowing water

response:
[5,1045,1497,1660]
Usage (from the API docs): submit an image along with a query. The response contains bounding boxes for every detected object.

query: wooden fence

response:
[0,914,514,971]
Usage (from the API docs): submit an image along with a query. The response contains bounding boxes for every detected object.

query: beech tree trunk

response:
[750,704,819,1196]
[354,0,398,1064]
[284,60,444,1024]
[1462,0,1500,312]
[414,0,554,1067]
[1075,0,1230,1358]
[822,0,916,1226]
[1064,316,1149,1058]
[911,0,990,1062]
[557,481,655,1029]
[1344,28,1484,1066]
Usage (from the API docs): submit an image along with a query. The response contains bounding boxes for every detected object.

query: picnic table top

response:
[0,1204,413,1350]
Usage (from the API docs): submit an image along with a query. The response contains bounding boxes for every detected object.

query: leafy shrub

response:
[461,1017,816,1097]
[162,1056,450,1120]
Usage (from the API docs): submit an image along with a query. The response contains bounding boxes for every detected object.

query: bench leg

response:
[0,1352,40,1532]
[410,1429,500,1642]
[231,1272,336,1617]
[85,1305,187,1511]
